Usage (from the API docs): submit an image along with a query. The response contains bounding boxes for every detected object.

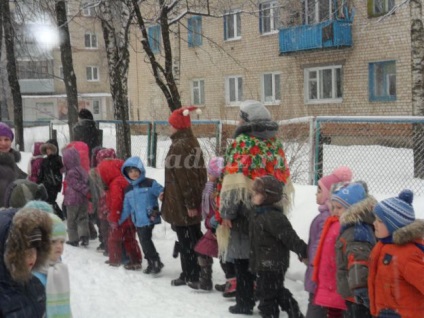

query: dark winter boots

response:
[188,256,213,291]
[143,258,164,274]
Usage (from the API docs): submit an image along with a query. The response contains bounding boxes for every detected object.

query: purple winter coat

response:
[28,142,44,183]
[62,147,89,206]
[304,203,330,293]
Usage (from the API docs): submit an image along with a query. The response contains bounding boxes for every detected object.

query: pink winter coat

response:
[313,216,347,310]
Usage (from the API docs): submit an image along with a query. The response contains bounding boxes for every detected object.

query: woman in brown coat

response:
[161,106,207,286]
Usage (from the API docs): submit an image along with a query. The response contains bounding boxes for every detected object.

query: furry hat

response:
[168,106,202,130]
[5,179,48,208]
[5,208,52,283]
[0,122,14,141]
[40,139,59,155]
[318,166,353,202]
[331,182,366,209]
[207,157,224,178]
[374,189,415,235]
[239,100,271,122]
[252,175,283,206]
[78,108,94,120]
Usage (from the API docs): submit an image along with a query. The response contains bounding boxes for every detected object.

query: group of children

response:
[25,136,424,318]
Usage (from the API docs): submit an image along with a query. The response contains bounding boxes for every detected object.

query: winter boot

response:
[223,277,237,298]
[278,288,304,318]
[124,263,142,271]
[66,240,79,247]
[171,273,186,286]
[215,283,226,292]
[80,236,89,247]
[151,259,164,274]
[228,305,253,315]
[143,259,153,274]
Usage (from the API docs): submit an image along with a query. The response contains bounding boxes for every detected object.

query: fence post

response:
[151,122,157,168]
[314,120,323,185]
[147,122,152,166]
[215,121,221,155]
[308,117,315,185]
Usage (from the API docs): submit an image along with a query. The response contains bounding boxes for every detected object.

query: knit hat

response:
[168,106,202,130]
[49,214,67,240]
[0,122,14,141]
[78,108,94,120]
[239,100,271,122]
[331,182,366,209]
[374,189,415,235]
[6,180,48,208]
[318,166,353,202]
[207,157,224,178]
[252,175,283,206]
[24,200,54,214]
[96,148,116,165]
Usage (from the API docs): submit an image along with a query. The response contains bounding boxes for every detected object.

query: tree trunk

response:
[55,0,79,141]
[2,0,24,150]
[410,0,424,178]
[99,0,131,158]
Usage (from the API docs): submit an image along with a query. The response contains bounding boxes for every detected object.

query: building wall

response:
[128,0,414,122]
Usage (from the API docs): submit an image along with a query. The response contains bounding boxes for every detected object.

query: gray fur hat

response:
[239,100,271,122]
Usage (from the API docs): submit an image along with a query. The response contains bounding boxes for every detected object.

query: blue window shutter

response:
[148,25,160,53]
[223,15,227,40]
[259,4,263,34]
[196,16,203,46]
[188,17,193,47]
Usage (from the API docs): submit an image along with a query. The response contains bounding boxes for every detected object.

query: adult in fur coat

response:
[161,106,207,286]
[0,207,52,318]
[369,190,424,318]
[217,100,293,315]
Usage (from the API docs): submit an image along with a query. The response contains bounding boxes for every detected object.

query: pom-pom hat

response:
[374,189,415,235]
[169,106,202,130]
[0,122,14,141]
[318,166,353,202]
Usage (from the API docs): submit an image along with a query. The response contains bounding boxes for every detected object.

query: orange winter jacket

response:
[368,220,424,318]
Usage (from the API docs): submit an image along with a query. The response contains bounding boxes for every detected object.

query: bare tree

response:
[1,0,24,150]
[55,0,79,140]
[98,0,133,158]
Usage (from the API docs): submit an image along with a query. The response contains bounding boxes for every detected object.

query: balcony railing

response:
[19,79,55,94]
[279,19,353,54]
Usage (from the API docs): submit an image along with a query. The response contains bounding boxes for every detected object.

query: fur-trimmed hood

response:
[2,208,52,284]
[339,196,377,226]
[392,219,424,245]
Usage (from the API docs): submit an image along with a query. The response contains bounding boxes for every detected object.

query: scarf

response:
[46,262,72,318]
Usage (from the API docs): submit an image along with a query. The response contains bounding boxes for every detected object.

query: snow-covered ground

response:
[16,126,424,317]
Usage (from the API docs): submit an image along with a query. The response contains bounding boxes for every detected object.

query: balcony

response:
[19,79,55,94]
[279,19,352,54]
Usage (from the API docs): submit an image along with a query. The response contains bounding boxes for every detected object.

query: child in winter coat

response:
[335,182,376,317]
[188,157,224,291]
[97,158,142,270]
[305,166,352,318]
[250,175,307,318]
[38,139,64,220]
[29,201,72,318]
[0,206,52,318]
[62,147,90,247]
[368,190,424,318]
[121,156,164,274]
[28,141,45,183]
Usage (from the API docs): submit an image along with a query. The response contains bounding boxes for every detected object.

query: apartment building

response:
[13,0,112,122]
[128,0,415,122]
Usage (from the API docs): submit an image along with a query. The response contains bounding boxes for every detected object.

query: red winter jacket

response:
[97,159,128,224]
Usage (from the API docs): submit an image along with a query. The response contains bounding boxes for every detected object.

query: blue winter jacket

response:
[121,157,164,227]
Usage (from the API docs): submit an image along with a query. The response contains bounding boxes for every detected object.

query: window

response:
[369,61,396,102]
[148,25,161,54]
[224,11,241,40]
[93,100,100,114]
[84,33,97,48]
[81,1,96,16]
[368,0,395,17]
[304,65,343,103]
[188,16,202,47]
[304,0,333,24]
[36,102,54,121]
[59,66,64,80]
[191,79,205,105]
[262,73,281,104]
[259,1,280,34]
[225,76,243,105]
[17,60,53,79]
[86,66,99,81]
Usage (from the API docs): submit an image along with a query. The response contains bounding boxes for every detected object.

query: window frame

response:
[224,10,242,41]
[259,1,280,34]
[188,16,203,47]
[81,1,95,17]
[191,79,205,106]
[148,25,161,54]
[84,32,98,49]
[369,60,396,102]
[225,75,243,106]
[368,0,395,18]
[304,65,343,104]
[261,72,281,105]
[86,66,99,81]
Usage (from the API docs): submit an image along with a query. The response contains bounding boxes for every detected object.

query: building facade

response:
[127,0,416,122]
[12,0,112,122]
